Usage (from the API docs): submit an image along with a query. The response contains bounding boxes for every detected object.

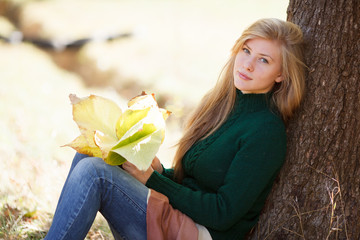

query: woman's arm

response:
[146,120,286,231]
[151,156,175,180]
[151,156,163,174]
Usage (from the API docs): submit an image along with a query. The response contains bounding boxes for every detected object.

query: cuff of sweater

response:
[161,165,175,180]
[146,171,181,197]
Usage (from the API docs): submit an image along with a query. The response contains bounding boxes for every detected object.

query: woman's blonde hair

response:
[173,18,305,182]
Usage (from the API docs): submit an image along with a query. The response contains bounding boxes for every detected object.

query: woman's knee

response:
[70,157,105,180]
[68,153,90,173]
[73,152,90,164]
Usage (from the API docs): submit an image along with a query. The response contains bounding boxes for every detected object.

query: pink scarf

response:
[146,189,199,240]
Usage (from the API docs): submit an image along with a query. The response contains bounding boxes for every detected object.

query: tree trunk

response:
[247,1,360,239]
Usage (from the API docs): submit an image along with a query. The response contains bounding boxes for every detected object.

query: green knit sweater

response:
[146,90,286,240]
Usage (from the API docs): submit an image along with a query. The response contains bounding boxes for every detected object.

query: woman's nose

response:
[243,58,254,72]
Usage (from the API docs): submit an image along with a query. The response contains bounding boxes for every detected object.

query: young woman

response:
[45,18,305,240]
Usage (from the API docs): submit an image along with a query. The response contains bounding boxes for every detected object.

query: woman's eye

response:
[243,48,250,54]
[260,58,269,64]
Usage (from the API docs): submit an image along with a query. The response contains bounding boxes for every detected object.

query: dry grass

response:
[0,197,113,239]
[0,42,121,239]
[260,164,349,240]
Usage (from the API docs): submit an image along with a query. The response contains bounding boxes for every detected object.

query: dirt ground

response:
[0,0,287,238]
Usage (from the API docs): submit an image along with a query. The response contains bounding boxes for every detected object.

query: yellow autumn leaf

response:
[65,94,122,157]
[64,92,171,170]
[64,134,103,158]
[70,94,122,139]
[128,91,171,121]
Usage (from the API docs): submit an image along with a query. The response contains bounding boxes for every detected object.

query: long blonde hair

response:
[173,18,305,182]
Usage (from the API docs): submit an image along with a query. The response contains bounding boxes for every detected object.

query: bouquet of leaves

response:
[64,92,170,171]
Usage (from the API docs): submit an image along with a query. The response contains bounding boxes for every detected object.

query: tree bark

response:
[247,1,360,239]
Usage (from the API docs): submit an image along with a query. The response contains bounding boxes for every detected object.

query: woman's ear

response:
[275,74,283,83]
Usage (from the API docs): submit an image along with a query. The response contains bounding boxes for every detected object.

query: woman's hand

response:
[122,161,154,185]
[151,156,163,174]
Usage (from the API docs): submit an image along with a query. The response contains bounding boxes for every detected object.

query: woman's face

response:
[233,38,283,94]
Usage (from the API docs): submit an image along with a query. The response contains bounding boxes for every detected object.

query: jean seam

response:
[56,159,147,240]
[60,159,100,240]
[89,159,147,215]
[104,177,147,213]
[60,179,98,240]
[91,159,147,239]
[100,177,147,238]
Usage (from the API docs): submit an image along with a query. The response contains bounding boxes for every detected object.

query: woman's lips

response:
[238,72,252,80]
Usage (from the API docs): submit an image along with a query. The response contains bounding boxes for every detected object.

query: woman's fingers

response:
[122,161,154,184]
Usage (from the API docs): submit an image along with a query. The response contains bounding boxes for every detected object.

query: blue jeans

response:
[45,153,149,240]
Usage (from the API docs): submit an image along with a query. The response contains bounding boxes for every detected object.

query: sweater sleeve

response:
[161,164,175,180]
[146,120,286,231]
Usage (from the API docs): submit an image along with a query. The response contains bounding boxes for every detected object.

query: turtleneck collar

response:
[232,89,274,113]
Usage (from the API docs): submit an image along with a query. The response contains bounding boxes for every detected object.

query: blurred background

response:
[0,0,287,238]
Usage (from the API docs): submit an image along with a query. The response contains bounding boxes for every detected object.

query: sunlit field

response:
[0,0,287,238]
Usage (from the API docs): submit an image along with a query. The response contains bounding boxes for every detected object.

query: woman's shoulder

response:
[240,108,286,137]
[244,105,284,125]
